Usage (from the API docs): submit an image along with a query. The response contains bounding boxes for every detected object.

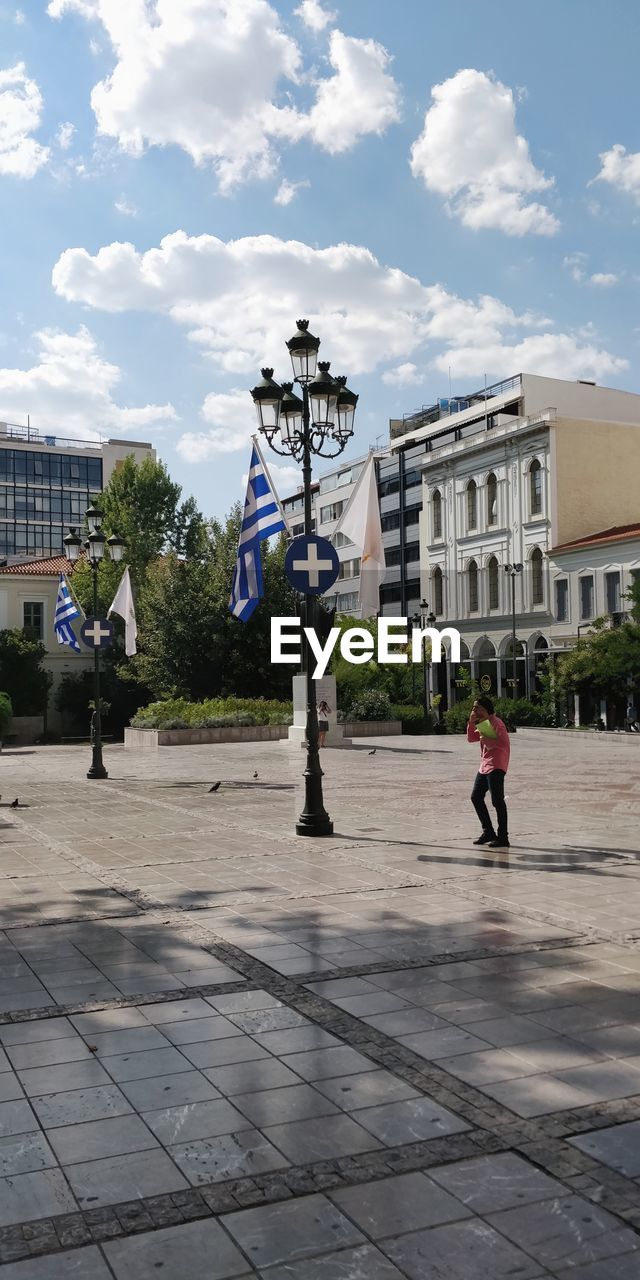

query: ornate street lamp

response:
[251,320,358,837]
[413,600,436,719]
[504,563,523,697]
[64,507,127,780]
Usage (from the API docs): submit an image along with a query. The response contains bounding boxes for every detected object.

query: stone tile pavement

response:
[0,731,637,1275]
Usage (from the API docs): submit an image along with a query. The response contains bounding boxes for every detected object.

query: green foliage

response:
[0,630,51,715]
[0,692,12,737]
[626,576,640,622]
[390,703,428,733]
[132,696,293,729]
[341,688,393,722]
[55,668,149,736]
[444,696,553,734]
[554,619,640,701]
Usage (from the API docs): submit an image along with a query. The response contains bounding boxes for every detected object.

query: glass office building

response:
[0,446,102,558]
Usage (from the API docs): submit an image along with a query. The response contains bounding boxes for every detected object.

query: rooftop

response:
[550,523,640,554]
[0,556,72,576]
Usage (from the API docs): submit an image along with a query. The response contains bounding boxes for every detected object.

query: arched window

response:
[466,479,477,531]
[531,547,544,604]
[530,459,542,516]
[433,566,443,616]
[487,473,497,526]
[488,556,499,610]
[432,489,442,540]
[468,559,479,612]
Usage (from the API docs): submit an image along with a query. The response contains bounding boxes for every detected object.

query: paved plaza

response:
[0,729,638,1276]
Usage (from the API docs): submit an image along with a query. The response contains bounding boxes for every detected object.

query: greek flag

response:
[230,440,287,622]
[54,574,81,652]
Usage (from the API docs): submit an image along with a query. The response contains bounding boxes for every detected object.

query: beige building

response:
[0,556,91,738]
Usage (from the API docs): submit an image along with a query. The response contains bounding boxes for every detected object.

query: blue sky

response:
[1,0,639,517]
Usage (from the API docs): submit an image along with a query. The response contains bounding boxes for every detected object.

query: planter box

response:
[125,724,290,751]
[342,720,402,737]
[6,716,45,746]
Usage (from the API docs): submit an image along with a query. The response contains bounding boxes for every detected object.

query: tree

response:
[71,455,206,615]
[555,617,640,703]
[0,630,51,715]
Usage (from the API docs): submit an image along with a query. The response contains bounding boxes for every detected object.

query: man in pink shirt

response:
[467,695,511,849]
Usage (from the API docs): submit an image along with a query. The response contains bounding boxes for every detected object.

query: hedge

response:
[131,696,293,730]
[444,696,554,734]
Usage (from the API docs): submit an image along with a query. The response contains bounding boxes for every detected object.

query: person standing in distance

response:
[317,700,331,749]
[467,695,511,849]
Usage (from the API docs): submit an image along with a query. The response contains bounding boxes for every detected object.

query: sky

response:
[1,0,640,518]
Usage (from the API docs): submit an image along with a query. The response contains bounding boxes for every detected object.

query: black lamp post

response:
[64,507,125,780]
[413,600,436,719]
[504,563,523,698]
[251,320,358,837]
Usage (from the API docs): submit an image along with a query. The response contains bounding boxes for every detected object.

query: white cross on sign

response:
[292,543,334,587]
[84,620,111,645]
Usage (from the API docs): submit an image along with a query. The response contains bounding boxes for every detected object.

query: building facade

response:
[0,422,154,561]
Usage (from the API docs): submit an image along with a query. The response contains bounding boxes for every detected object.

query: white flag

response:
[108,566,137,656]
[333,454,386,618]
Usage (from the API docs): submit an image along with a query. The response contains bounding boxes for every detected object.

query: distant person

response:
[317,700,331,748]
[467,695,511,849]
[625,698,639,732]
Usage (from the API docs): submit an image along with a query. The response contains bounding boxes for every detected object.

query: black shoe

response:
[488,838,510,849]
[473,832,496,845]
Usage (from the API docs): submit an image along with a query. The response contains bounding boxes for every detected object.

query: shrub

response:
[0,691,12,739]
[131,696,292,729]
[444,696,554,734]
[390,704,428,734]
[344,689,393,722]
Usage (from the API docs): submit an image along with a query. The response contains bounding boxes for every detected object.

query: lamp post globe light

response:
[504,563,523,698]
[64,507,126,780]
[251,320,358,837]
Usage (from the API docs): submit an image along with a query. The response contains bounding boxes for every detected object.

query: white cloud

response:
[382,362,424,387]
[593,144,640,203]
[115,195,138,216]
[48,1,399,190]
[56,121,76,150]
[410,69,558,236]
[14,9,26,24]
[274,177,309,206]
[0,63,50,178]
[52,230,626,429]
[294,0,336,31]
[563,252,587,284]
[589,272,619,287]
[0,326,175,437]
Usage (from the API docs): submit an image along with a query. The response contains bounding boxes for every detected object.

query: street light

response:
[414,599,436,719]
[504,563,523,698]
[251,320,358,837]
[64,507,127,780]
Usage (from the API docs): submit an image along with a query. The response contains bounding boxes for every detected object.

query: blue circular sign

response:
[285,535,339,595]
[80,616,114,650]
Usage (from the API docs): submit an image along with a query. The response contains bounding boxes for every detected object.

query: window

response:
[404,468,421,489]
[487,473,497,526]
[320,501,344,523]
[404,506,420,528]
[605,571,621,614]
[468,560,478,612]
[555,578,569,622]
[466,480,477,531]
[432,489,442,540]
[381,511,400,532]
[530,459,542,516]
[332,531,352,549]
[433,566,443,616]
[23,601,43,640]
[379,583,402,606]
[531,547,544,605]
[378,476,399,498]
[339,558,361,580]
[580,575,594,620]
[488,556,499,610]
[337,591,359,612]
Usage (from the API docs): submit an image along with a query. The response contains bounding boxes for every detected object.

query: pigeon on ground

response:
[209,782,221,792]
[10,799,18,808]
[253,771,258,778]
[368,748,376,755]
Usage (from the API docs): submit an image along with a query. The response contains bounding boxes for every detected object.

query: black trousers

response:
[471,770,508,841]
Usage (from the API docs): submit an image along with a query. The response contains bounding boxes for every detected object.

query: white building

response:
[415,374,640,704]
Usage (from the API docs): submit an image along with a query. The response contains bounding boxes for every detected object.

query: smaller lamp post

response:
[64,508,126,780]
[504,563,523,697]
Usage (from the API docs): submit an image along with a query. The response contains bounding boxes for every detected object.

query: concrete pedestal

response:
[288,674,352,749]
